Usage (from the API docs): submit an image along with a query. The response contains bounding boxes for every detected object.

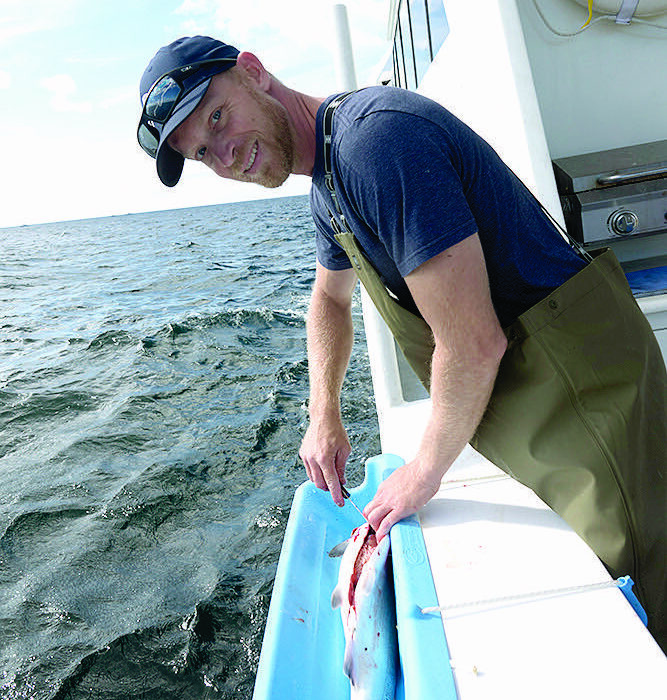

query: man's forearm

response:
[300,265,357,504]
[305,287,354,419]
[417,337,503,481]
[362,333,505,538]
[362,235,508,539]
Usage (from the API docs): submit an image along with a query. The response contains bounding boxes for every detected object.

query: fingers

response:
[362,464,437,541]
[364,504,389,539]
[375,513,399,542]
[301,455,324,489]
[298,414,352,507]
[325,468,345,507]
[319,447,349,507]
[364,502,405,542]
[334,448,347,487]
[299,444,349,507]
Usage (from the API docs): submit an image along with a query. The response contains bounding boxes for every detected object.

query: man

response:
[138,36,665,646]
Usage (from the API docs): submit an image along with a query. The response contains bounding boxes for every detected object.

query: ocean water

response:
[0,195,380,699]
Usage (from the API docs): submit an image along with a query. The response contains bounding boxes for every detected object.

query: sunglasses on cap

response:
[137,57,237,159]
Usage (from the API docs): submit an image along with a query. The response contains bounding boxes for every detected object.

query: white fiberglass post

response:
[332,4,358,90]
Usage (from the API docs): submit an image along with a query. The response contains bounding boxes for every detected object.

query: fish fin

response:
[328,538,350,558]
[331,584,344,609]
[343,639,357,686]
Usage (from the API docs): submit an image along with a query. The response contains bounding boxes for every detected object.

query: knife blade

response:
[341,485,373,529]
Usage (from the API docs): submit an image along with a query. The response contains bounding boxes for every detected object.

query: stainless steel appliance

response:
[553,140,667,262]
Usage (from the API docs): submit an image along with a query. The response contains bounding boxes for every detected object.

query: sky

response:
[0,0,391,227]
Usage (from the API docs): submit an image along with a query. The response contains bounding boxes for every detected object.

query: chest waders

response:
[322,93,666,648]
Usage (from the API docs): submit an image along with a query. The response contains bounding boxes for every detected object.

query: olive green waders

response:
[335,230,666,648]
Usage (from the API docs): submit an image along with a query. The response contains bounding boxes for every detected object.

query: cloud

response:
[0,70,10,89]
[170,0,388,92]
[0,0,81,42]
[203,1,387,52]
[41,74,92,113]
[173,0,214,14]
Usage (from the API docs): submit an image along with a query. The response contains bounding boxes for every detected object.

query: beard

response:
[239,82,294,189]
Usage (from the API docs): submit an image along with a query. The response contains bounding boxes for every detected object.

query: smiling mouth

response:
[244,142,258,173]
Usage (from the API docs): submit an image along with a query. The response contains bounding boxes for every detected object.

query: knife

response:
[341,485,373,528]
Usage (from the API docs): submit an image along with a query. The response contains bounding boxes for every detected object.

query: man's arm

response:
[299,261,358,506]
[364,233,507,539]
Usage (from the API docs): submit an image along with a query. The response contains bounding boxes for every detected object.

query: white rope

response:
[421,577,624,615]
[633,17,667,29]
[438,474,511,491]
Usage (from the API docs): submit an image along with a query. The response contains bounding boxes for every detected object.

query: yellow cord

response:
[581,0,594,28]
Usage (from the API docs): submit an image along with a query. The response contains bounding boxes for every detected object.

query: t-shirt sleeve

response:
[337,110,479,277]
[310,185,353,271]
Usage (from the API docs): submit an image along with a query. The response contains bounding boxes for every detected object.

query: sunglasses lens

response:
[138,122,159,158]
[144,76,181,121]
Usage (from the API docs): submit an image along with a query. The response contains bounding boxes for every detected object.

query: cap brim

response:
[155,78,212,187]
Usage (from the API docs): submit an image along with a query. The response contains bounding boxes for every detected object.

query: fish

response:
[331,523,399,700]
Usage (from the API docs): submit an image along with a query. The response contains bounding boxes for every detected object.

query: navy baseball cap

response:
[138,36,239,186]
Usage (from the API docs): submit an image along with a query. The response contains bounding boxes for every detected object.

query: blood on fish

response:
[348,529,378,606]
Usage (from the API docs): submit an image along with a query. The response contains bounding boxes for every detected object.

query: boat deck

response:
[421,445,666,698]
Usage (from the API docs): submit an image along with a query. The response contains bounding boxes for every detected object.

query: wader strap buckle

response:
[329,213,343,236]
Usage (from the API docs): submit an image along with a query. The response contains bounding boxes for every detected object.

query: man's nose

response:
[211,133,236,169]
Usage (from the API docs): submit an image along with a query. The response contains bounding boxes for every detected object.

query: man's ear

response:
[235,52,271,90]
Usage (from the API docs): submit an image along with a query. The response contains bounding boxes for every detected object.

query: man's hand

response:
[299,414,351,506]
[363,461,441,540]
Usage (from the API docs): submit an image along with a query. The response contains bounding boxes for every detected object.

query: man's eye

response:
[196,146,207,160]
[212,109,221,123]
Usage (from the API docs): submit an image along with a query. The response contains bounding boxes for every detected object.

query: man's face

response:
[168,68,294,188]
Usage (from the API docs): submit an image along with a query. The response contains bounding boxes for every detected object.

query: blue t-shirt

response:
[310,86,586,328]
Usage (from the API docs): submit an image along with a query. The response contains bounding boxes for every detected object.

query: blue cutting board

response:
[252,453,456,700]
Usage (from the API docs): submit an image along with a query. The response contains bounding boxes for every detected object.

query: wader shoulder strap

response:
[512,170,593,264]
[322,91,356,237]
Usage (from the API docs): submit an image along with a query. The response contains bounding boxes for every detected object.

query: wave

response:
[48,618,213,700]
[165,307,305,333]
[0,389,101,428]
[47,573,271,699]
[45,304,308,356]
[0,507,92,559]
